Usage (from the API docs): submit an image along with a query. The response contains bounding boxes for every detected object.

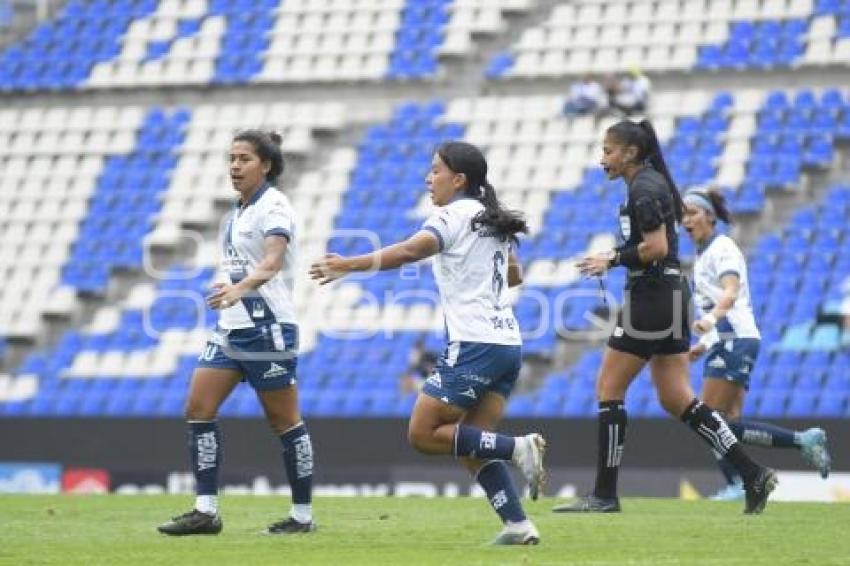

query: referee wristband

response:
[618,246,642,269]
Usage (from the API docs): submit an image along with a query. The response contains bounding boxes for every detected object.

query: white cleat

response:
[512,433,546,500]
[490,520,540,546]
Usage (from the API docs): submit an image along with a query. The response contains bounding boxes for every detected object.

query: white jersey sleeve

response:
[711,238,746,282]
[261,198,295,240]
[421,206,465,251]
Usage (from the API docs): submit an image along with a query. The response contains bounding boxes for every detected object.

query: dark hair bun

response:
[268,131,283,146]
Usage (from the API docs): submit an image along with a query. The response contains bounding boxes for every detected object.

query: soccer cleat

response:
[266,517,317,534]
[490,521,540,546]
[709,482,745,501]
[799,428,831,479]
[512,433,546,500]
[552,495,621,513]
[743,467,778,515]
[157,509,222,536]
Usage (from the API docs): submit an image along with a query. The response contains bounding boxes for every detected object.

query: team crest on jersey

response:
[708,356,726,369]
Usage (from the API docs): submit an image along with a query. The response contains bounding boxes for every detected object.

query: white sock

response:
[195,495,218,515]
[504,519,533,533]
[290,503,312,523]
[511,436,526,464]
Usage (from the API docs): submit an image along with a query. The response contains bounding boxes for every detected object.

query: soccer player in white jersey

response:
[159,130,315,536]
[310,141,545,545]
[684,188,831,501]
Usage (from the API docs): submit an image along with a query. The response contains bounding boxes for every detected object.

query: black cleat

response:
[266,517,317,534]
[157,509,222,536]
[552,494,621,513]
[744,467,778,514]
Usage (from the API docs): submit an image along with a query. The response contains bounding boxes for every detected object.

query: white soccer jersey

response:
[218,185,298,329]
[422,197,521,345]
[693,234,760,346]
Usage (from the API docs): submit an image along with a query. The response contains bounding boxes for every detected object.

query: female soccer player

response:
[684,187,831,500]
[310,141,546,545]
[552,120,776,515]
[158,130,315,536]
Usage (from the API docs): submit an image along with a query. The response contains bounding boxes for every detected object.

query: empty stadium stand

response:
[0,0,848,420]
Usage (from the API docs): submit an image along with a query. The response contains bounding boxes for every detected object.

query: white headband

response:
[683,192,716,216]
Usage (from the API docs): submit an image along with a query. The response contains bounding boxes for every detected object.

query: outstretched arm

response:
[310,230,440,285]
[507,251,523,287]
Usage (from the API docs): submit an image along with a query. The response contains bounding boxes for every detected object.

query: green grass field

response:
[2,496,849,565]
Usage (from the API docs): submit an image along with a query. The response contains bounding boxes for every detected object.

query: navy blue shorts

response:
[196,323,298,391]
[421,341,522,410]
[703,338,760,390]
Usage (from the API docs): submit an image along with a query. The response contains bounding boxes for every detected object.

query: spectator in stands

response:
[158,130,316,536]
[684,188,832,500]
[311,141,545,545]
[563,74,607,116]
[609,68,651,116]
[816,282,850,335]
[399,338,438,394]
[553,120,776,515]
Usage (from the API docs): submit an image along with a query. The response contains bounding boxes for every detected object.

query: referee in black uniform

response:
[553,119,777,514]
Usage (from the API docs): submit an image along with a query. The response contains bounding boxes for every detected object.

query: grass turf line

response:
[1,496,849,566]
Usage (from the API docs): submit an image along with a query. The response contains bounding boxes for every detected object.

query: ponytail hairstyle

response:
[606,119,683,222]
[436,141,528,244]
[232,129,285,184]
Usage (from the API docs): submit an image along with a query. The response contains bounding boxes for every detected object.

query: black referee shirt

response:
[617,167,680,270]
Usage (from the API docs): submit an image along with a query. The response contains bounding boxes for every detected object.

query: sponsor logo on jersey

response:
[460,387,477,400]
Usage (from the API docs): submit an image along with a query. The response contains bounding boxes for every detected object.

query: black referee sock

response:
[593,400,626,500]
[681,399,760,484]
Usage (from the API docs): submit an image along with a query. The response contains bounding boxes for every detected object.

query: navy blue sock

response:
[727,419,797,448]
[454,424,515,460]
[713,449,741,486]
[476,461,526,523]
[189,421,220,496]
[279,422,313,504]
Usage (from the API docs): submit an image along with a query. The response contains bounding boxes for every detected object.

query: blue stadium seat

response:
[757,390,789,417]
[814,393,846,416]
[785,391,819,416]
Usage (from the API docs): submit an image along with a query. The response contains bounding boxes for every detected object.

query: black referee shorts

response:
[607,275,692,360]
